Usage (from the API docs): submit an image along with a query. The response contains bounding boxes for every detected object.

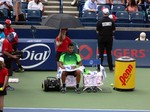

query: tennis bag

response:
[42,77,60,92]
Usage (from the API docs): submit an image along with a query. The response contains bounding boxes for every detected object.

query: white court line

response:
[4,107,150,112]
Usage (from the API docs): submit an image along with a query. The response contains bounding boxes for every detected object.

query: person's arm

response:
[58,54,65,69]
[39,2,44,14]
[78,61,82,66]
[135,6,139,12]
[3,51,18,59]
[4,1,13,10]
[27,1,32,9]
[15,1,20,22]
[59,61,65,69]
[138,0,141,4]
[76,54,83,67]
[42,4,44,14]
[0,68,9,91]
[96,20,102,33]
[83,1,97,12]
[121,0,124,4]
[109,0,113,4]
[56,37,62,46]
[2,75,8,90]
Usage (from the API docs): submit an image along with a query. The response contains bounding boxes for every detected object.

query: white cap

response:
[0,57,4,62]
[102,8,109,14]
[0,24,4,29]
[140,32,146,37]
[140,32,146,41]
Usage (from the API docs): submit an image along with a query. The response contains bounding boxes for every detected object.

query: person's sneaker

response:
[75,87,81,94]
[92,86,98,92]
[110,69,114,72]
[15,68,24,72]
[6,85,15,91]
[86,88,92,93]
[97,65,100,72]
[61,87,66,93]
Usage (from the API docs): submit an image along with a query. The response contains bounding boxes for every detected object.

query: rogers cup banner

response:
[73,39,150,67]
[18,39,57,70]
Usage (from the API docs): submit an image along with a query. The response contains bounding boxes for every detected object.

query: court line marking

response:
[4,107,150,112]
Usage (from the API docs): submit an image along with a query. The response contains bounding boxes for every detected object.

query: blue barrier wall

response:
[14,28,150,40]
[18,39,150,70]
[13,27,150,70]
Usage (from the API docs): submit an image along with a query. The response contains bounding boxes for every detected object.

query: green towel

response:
[84,69,91,75]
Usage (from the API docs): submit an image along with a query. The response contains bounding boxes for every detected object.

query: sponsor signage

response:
[73,39,150,67]
[18,39,57,70]
[17,39,149,71]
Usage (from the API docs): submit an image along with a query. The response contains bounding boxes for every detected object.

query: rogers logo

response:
[21,44,51,69]
[112,49,147,58]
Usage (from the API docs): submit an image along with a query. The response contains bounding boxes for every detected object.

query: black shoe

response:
[110,69,114,72]
[92,86,98,92]
[75,87,81,94]
[86,88,92,93]
[97,65,100,72]
[61,87,66,93]
[15,68,24,72]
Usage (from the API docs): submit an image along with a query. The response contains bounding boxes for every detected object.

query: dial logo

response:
[21,44,51,69]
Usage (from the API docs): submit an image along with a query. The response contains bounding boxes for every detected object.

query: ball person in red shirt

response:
[0,57,9,112]
[2,32,19,90]
[4,19,15,37]
[55,28,72,69]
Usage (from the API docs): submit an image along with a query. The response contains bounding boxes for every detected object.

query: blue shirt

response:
[83,0,98,12]
[0,32,5,39]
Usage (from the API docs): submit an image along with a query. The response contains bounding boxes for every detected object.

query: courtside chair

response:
[27,10,42,25]
[97,11,104,20]
[111,5,125,15]
[116,11,130,27]
[130,11,145,27]
[82,59,101,68]
[80,10,97,26]
[22,2,28,10]
[0,9,9,22]
[97,5,110,12]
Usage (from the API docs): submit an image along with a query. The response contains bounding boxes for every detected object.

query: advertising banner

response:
[18,39,57,70]
[17,39,150,71]
[114,57,136,90]
[73,39,150,67]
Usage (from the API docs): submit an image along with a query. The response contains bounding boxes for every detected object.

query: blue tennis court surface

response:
[4,108,150,112]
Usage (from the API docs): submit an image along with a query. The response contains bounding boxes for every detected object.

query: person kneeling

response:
[58,43,83,93]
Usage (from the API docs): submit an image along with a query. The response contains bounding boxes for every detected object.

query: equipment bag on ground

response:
[42,77,60,91]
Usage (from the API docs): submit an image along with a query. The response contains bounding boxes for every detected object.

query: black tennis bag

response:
[12,51,24,58]
[42,77,60,92]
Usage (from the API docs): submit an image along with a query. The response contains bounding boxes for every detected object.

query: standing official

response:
[96,8,116,72]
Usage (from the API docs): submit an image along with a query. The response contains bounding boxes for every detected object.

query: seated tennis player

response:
[58,43,83,93]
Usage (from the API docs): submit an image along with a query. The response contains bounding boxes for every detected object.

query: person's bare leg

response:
[75,70,81,93]
[75,70,81,84]
[61,71,67,84]
[0,96,4,112]
[61,71,67,92]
